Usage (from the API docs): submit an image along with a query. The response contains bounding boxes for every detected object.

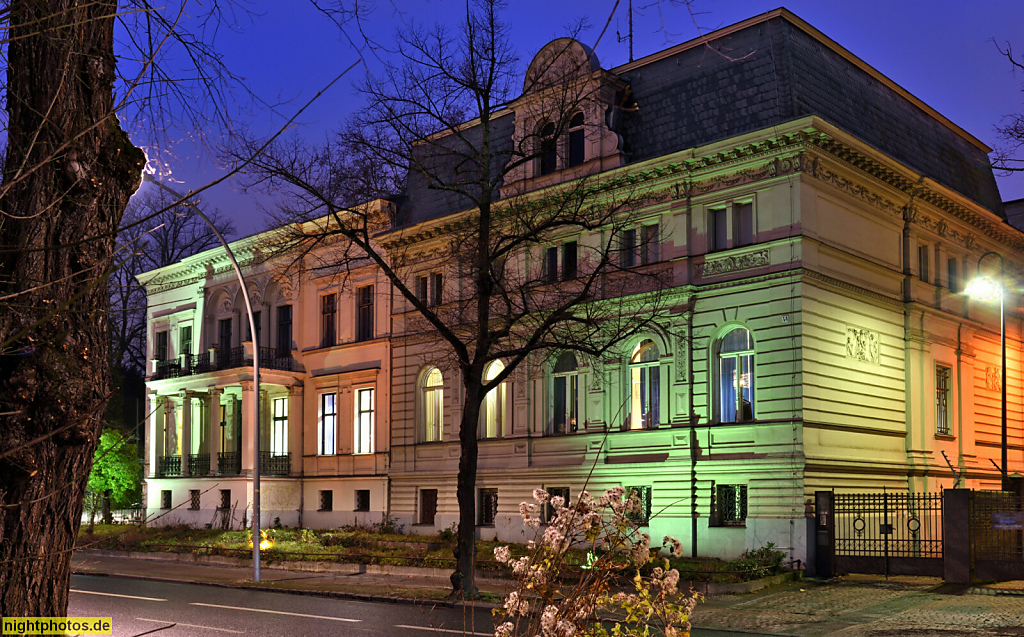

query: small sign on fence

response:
[991,512,1024,531]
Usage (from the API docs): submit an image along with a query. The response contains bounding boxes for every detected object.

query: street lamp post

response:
[965,251,1009,491]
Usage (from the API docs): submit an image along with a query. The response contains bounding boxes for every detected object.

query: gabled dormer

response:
[502,39,627,196]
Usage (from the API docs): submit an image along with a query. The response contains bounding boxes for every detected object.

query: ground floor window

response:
[711,483,747,526]
[420,489,438,525]
[625,485,652,526]
[479,488,498,526]
[354,489,370,512]
[189,490,200,510]
[161,490,172,509]
[219,489,231,511]
[319,490,333,512]
[543,487,570,523]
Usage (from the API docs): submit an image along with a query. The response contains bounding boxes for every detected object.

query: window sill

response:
[935,433,956,441]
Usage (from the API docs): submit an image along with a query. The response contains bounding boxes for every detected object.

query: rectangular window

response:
[625,486,652,526]
[545,246,559,282]
[948,257,959,294]
[276,305,292,352]
[416,275,429,304]
[356,286,374,341]
[156,330,169,361]
[355,388,375,454]
[736,202,754,247]
[432,273,444,306]
[318,490,333,512]
[711,207,728,251]
[936,365,951,436]
[479,488,498,526]
[189,489,200,510]
[621,228,637,268]
[218,318,232,350]
[420,489,438,525]
[553,373,578,434]
[562,241,577,280]
[248,310,261,346]
[641,224,659,265]
[711,483,747,526]
[354,489,370,512]
[179,326,192,358]
[319,393,336,455]
[160,490,172,510]
[219,489,231,511]
[272,397,288,455]
[543,487,570,523]
[321,294,337,348]
[919,245,930,284]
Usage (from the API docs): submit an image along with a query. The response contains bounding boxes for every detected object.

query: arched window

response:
[551,352,579,434]
[718,327,755,423]
[420,367,444,442]
[480,360,507,439]
[628,340,661,430]
[567,112,585,167]
[539,121,557,176]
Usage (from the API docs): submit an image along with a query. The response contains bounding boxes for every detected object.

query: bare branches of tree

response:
[994,41,1024,174]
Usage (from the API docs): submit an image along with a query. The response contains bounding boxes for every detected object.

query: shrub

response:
[734,542,786,581]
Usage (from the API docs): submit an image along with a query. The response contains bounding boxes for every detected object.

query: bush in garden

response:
[493,487,702,637]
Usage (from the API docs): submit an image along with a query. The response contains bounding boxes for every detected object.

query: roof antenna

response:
[616,0,634,62]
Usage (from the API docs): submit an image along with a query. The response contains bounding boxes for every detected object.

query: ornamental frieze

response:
[700,249,770,276]
[845,327,880,364]
[804,156,903,219]
[906,207,977,250]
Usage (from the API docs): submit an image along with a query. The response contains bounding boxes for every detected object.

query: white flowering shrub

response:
[493,487,701,637]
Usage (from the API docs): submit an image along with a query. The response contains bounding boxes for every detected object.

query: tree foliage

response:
[84,429,142,526]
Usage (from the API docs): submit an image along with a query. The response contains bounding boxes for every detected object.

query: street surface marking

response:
[190,602,361,622]
[395,625,492,636]
[70,589,166,602]
[136,618,244,634]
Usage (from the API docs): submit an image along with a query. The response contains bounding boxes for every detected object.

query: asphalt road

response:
[68,574,773,636]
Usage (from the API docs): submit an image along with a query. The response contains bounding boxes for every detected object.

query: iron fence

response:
[834,490,943,558]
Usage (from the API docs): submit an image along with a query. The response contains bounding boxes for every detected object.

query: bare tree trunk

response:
[0,0,144,617]
[452,383,483,598]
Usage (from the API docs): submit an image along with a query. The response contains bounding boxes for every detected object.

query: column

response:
[180,391,193,477]
[241,380,256,473]
[209,387,223,475]
[288,385,304,476]
[147,392,163,478]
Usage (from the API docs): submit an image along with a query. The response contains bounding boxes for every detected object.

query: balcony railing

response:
[260,451,290,476]
[152,346,293,379]
[158,455,181,477]
[188,453,210,476]
[218,451,241,476]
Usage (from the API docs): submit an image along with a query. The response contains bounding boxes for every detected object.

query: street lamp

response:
[965,252,1009,491]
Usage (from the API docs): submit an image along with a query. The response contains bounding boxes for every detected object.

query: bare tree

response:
[240,0,675,597]
[995,41,1024,174]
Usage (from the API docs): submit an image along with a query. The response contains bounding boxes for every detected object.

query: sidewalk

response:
[73,551,1024,635]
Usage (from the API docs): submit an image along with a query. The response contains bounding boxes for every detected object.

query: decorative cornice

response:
[801,268,903,309]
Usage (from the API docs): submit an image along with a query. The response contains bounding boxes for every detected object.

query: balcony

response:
[218,451,241,476]
[260,451,291,476]
[151,347,294,380]
[158,455,181,477]
[188,453,210,476]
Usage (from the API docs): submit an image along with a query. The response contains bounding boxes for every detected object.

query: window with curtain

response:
[421,367,444,442]
[718,327,755,423]
[628,340,660,430]
[552,352,579,434]
[480,360,506,439]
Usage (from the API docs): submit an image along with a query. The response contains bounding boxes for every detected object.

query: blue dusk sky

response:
[134,0,1024,237]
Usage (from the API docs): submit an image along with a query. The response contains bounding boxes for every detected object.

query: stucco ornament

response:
[845,327,880,364]
[986,366,1002,391]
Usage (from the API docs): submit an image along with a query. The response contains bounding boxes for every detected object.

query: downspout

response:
[956,323,965,485]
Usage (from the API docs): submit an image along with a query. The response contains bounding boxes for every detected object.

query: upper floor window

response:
[718,327,754,423]
[551,352,579,434]
[247,310,261,346]
[709,202,754,251]
[179,326,192,358]
[421,367,444,443]
[947,257,960,293]
[545,241,578,282]
[218,318,232,350]
[355,387,375,454]
[357,285,374,341]
[567,112,585,167]
[276,305,292,352]
[480,360,507,439]
[628,340,660,430]
[936,365,951,436]
[318,392,336,455]
[416,272,444,307]
[156,330,169,361]
[539,122,557,176]
[321,294,337,348]
[919,245,931,284]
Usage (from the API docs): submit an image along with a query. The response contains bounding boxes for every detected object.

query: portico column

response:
[180,391,193,477]
[209,387,223,475]
[147,392,164,478]
[241,380,255,474]
[288,385,304,476]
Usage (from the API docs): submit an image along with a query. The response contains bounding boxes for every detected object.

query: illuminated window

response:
[355,388,375,454]
[711,483,747,526]
[480,360,507,439]
[625,486,652,526]
[551,352,579,434]
[271,397,288,455]
[628,340,660,430]
[421,367,444,443]
[318,393,336,455]
[936,365,951,436]
[718,327,755,423]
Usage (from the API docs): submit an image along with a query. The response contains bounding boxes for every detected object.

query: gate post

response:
[943,489,970,584]
[814,491,834,578]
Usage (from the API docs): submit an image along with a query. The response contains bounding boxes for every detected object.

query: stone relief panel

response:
[700,249,769,277]
[986,366,1002,391]
[845,327,880,364]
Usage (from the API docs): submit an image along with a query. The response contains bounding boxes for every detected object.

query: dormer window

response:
[539,122,557,176]
[568,112,585,167]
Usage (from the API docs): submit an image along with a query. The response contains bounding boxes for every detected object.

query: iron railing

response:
[971,490,1024,562]
[152,346,293,378]
[260,451,290,476]
[834,490,943,558]
[157,455,181,477]
[188,453,210,476]
[154,359,182,380]
[218,451,241,475]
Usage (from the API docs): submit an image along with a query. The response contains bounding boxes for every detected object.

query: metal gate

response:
[816,490,943,577]
[970,490,1024,581]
